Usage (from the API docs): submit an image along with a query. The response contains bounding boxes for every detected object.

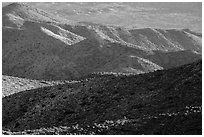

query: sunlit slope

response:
[2,3,201,80]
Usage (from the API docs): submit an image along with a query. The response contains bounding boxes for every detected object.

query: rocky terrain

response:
[2,3,202,135]
[2,3,201,80]
[2,60,202,135]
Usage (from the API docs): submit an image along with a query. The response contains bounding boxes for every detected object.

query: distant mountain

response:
[2,3,201,80]
[27,2,202,33]
[2,60,202,135]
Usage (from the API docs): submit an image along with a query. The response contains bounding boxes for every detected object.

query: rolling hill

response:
[2,60,202,135]
[2,3,202,80]
[2,3,202,135]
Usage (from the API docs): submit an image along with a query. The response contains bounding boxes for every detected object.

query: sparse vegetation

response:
[2,3,201,81]
[2,60,202,135]
[2,2,202,135]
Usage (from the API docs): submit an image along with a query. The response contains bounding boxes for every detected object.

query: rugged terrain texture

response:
[2,60,202,135]
[2,3,202,80]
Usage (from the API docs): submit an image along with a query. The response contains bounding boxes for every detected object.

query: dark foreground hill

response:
[2,60,202,135]
[2,3,201,80]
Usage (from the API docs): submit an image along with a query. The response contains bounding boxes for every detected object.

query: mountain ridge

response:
[2,3,202,135]
[2,3,202,81]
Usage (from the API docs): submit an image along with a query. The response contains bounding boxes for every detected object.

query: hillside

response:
[2,60,202,135]
[2,75,80,97]
[2,3,201,80]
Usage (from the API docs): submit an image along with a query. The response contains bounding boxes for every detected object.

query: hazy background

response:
[3,2,202,32]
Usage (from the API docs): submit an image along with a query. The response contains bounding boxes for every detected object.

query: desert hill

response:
[2,60,202,135]
[2,3,201,80]
[2,75,79,97]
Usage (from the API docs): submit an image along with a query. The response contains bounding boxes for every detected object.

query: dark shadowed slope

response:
[2,60,202,135]
[2,3,201,81]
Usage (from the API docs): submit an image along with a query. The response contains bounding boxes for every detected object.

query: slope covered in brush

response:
[2,60,202,135]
